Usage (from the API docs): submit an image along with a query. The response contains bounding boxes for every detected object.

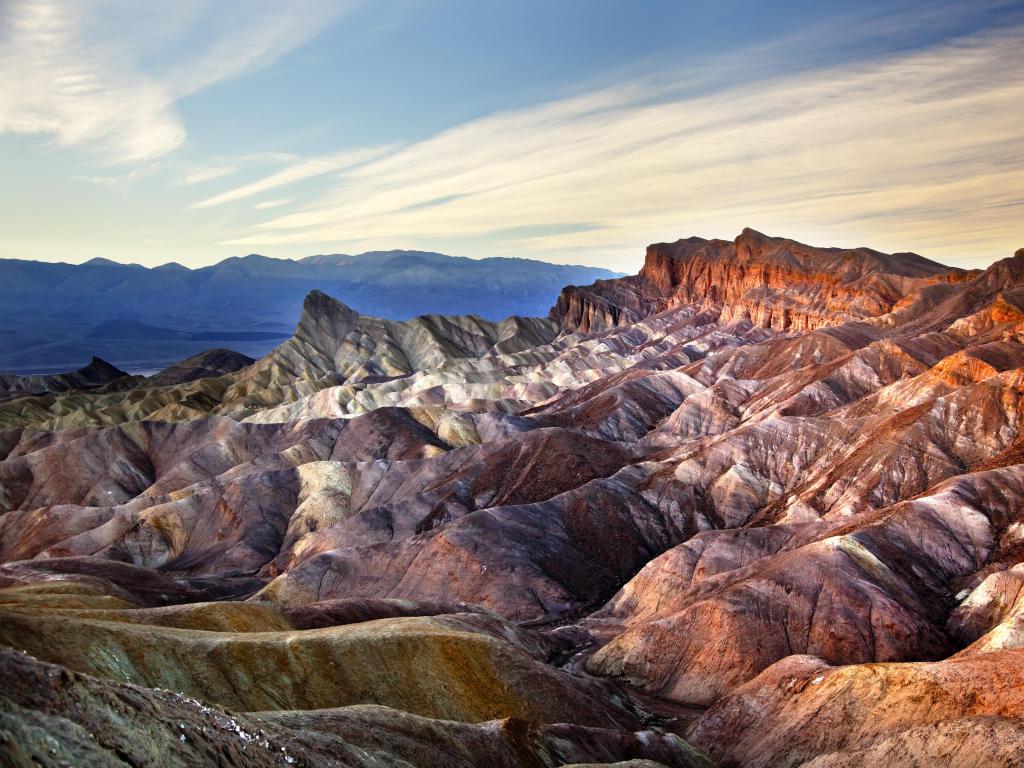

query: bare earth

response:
[2,228,1024,767]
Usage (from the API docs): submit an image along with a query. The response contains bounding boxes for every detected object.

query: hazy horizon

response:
[0,246,631,272]
[0,229,989,275]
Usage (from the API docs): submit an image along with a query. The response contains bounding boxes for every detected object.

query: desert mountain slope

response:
[552,227,965,333]
[143,347,255,386]
[0,249,620,373]
[2,231,1024,767]
[0,357,133,402]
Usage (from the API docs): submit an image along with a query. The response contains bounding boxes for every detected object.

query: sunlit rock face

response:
[2,229,1024,767]
[551,228,963,334]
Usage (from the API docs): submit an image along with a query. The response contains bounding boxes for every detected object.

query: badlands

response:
[3,228,1024,767]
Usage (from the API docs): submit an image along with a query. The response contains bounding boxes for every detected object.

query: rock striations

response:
[552,228,964,333]
[0,357,135,402]
[2,228,1024,767]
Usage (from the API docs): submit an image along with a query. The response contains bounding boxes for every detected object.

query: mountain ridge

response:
[0,248,621,373]
[3,229,1024,767]
[551,227,966,333]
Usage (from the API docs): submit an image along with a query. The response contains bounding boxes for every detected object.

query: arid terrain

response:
[3,228,1024,767]
[0,250,617,373]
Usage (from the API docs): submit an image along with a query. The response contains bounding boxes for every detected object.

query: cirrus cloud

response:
[224,25,1024,269]
[0,0,355,163]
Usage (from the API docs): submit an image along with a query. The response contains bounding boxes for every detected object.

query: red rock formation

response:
[552,228,962,333]
[1,231,1023,767]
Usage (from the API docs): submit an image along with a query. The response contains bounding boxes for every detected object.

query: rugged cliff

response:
[4,232,1024,767]
[552,228,965,333]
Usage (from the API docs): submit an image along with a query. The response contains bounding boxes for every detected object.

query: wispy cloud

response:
[254,198,292,210]
[226,25,1024,268]
[71,163,160,189]
[0,0,184,162]
[161,1,353,98]
[0,0,355,163]
[71,175,117,186]
[189,146,393,209]
[179,166,236,185]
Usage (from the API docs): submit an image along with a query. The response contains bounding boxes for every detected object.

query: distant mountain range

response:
[0,251,621,373]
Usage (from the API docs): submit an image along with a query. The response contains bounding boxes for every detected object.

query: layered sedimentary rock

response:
[3,229,1024,766]
[0,292,563,430]
[1,646,709,768]
[0,249,619,374]
[0,357,134,402]
[143,348,255,386]
[552,228,963,333]
[688,652,1024,768]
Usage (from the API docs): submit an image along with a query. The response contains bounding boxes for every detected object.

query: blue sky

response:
[1,0,1022,271]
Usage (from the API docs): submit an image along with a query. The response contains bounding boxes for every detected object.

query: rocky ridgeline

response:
[551,227,965,333]
[2,230,1024,766]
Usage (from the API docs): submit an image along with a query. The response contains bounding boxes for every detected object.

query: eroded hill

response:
[3,229,1024,767]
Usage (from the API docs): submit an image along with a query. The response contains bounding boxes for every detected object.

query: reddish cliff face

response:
[553,228,964,333]
[548,275,657,333]
[4,232,1024,768]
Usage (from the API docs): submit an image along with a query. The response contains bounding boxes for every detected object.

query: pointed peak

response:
[154,261,189,272]
[972,246,1024,292]
[302,289,359,319]
[77,357,130,381]
[735,227,775,246]
[738,226,770,238]
[305,288,338,305]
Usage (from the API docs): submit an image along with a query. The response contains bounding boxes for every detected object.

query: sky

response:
[0,0,1022,272]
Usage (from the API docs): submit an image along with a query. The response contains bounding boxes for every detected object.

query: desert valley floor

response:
[3,228,1024,767]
